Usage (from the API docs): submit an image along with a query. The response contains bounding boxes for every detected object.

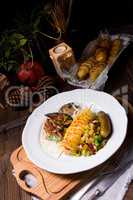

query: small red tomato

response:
[17,61,44,86]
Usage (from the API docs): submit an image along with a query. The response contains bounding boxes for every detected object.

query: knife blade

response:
[80,158,133,200]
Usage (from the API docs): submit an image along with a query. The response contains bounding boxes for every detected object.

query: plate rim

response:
[22,89,128,174]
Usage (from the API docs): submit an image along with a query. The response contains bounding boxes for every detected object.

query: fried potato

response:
[98,34,111,49]
[95,48,108,63]
[89,63,106,81]
[77,65,89,80]
[108,56,115,64]
[112,38,122,48]
[110,38,122,56]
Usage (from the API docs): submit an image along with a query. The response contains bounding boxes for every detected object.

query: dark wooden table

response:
[1,32,133,200]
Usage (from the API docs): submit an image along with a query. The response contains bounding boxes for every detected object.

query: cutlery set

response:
[9,146,133,200]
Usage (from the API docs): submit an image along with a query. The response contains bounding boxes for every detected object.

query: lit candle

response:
[54,45,67,54]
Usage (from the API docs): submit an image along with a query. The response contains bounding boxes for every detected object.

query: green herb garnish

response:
[47,135,61,143]
[94,135,103,147]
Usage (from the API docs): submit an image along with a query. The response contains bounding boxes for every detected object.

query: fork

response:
[79,157,133,200]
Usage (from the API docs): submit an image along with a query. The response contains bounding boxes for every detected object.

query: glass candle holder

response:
[49,42,76,79]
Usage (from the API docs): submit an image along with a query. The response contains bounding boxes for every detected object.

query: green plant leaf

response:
[7,65,13,71]
[5,49,11,58]
[12,33,24,40]
[47,135,61,143]
[19,38,27,46]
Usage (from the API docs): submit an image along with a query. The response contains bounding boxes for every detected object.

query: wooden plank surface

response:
[0,129,31,200]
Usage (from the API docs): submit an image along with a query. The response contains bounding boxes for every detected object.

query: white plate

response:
[22,89,128,174]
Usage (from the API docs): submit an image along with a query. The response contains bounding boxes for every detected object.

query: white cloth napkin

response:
[70,164,133,200]
[25,147,133,200]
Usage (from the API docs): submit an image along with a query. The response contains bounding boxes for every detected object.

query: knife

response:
[80,158,133,200]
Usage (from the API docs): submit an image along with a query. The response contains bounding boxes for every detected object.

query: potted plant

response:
[0,0,73,86]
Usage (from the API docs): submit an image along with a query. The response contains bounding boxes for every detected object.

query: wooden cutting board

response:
[10,146,106,200]
[10,97,133,200]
